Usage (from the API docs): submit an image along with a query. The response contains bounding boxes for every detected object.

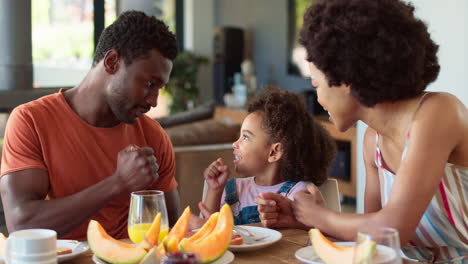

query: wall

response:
[183,0,216,103]
[188,0,311,102]
[356,0,468,213]
[216,0,310,92]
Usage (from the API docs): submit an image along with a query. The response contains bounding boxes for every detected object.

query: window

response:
[287,0,315,77]
[32,0,117,88]
[32,0,182,89]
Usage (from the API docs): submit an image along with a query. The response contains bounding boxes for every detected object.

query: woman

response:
[255,0,468,263]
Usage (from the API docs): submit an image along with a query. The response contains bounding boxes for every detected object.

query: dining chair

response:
[317,178,341,212]
[201,178,341,213]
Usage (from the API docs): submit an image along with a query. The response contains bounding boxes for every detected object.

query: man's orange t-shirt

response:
[0,90,177,240]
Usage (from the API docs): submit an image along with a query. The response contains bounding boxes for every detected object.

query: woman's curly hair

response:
[300,0,440,107]
[93,11,178,66]
[248,86,336,186]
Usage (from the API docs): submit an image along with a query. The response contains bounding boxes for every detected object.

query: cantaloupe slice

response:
[163,206,191,253]
[139,213,162,250]
[0,233,6,258]
[87,220,147,264]
[139,246,159,264]
[156,243,166,260]
[309,229,354,264]
[185,212,219,244]
[179,204,233,263]
[309,229,377,264]
[354,239,377,264]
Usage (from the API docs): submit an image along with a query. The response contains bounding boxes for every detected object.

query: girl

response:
[200,86,336,225]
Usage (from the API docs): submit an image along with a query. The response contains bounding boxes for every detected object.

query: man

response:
[0,11,180,240]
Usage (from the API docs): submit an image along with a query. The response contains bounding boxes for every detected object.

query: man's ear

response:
[268,142,284,163]
[103,49,120,74]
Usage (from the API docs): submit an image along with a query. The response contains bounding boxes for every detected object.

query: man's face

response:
[106,50,173,124]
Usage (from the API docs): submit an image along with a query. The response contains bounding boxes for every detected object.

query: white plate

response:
[57,240,89,263]
[295,242,402,264]
[228,225,282,252]
[92,250,234,264]
[0,240,89,263]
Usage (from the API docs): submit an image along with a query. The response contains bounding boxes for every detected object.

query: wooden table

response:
[67,228,310,263]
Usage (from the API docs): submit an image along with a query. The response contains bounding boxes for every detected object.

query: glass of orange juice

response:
[128,190,169,244]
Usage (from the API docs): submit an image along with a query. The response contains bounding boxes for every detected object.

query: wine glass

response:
[128,190,169,244]
[353,227,402,264]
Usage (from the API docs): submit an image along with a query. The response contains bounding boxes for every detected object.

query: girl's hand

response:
[255,192,302,228]
[292,184,325,226]
[203,158,230,191]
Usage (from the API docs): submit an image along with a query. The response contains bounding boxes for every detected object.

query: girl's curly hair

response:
[300,0,439,107]
[248,86,336,186]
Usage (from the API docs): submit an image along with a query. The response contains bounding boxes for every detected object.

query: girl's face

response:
[232,112,272,175]
[308,62,359,132]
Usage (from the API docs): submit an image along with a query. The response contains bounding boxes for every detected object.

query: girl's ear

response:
[268,142,284,163]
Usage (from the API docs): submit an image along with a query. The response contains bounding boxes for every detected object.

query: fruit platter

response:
[88,204,234,264]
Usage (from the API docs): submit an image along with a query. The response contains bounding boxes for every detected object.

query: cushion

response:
[156,103,214,128]
[166,118,240,146]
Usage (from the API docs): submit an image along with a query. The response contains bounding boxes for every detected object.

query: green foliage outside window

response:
[32,0,95,63]
[165,52,209,115]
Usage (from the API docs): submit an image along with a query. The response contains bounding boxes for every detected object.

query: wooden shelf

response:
[214,106,356,198]
[316,118,356,198]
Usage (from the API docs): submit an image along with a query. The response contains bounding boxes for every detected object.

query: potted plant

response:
[165,51,209,114]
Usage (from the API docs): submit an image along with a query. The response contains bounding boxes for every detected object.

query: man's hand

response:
[203,158,230,191]
[292,184,325,226]
[113,144,159,192]
[255,192,300,228]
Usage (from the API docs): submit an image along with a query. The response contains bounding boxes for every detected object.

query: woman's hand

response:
[292,184,325,226]
[203,158,230,191]
[255,192,303,229]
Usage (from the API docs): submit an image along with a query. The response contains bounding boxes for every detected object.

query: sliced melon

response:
[185,212,219,244]
[139,213,162,250]
[156,243,166,260]
[139,247,160,264]
[354,239,377,264]
[179,204,233,263]
[163,206,191,253]
[309,229,377,264]
[87,220,147,264]
[309,229,355,264]
[146,212,161,245]
[0,233,6,258]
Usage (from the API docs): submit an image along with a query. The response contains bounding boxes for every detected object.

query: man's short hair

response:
[93,10,178,66]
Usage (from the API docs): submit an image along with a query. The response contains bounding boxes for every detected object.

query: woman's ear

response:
[268,143,284,163]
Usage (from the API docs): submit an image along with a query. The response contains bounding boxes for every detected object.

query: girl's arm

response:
[202,158,230,214]
[203,187,224,214]
[292,94,466,244]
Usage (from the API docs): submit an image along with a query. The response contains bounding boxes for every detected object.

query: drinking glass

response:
[353,227,402,264]
[128,190,169,244]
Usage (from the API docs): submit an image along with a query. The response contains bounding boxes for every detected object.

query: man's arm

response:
[1,146,159,237]
[164,189,180,226]
[0,169,125,236]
